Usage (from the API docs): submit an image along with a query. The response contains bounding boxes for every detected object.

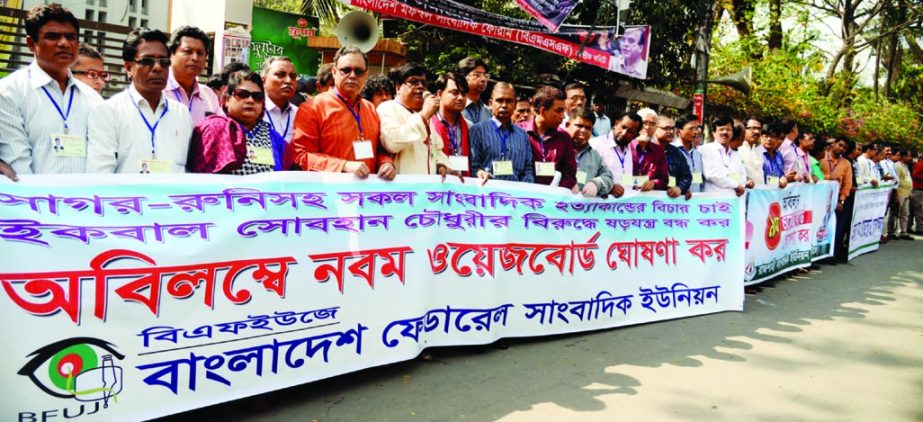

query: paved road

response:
[161,238,923,422]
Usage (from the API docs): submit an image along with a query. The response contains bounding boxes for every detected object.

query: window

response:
[141,0,148,14]
[84,9,94,21]
[128,17,136,28]
[140,19,148,28]
[98,11,107,23]
[129,0,137,13]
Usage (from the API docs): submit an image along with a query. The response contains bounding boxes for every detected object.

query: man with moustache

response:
[631,113,670,193]
[761,122,790,188]
[652,115,692,199]
[292,45,395,180]
[469,82,534,184]
[738,116,765,185]
[517,85,577,189]
[566,107,612,197]
[459,57,493,126]
[513,96,532,124]
[87,27,193,174]
[672,114,705,193]
[821,136,855,262]
[430,72,472,175]
[378,62,450,176]
[590,112,643,198]
[165,26,220,124]
[0,4,103,178]
[701,115,752,196]
[560,82,587,127]
[261,56,298,143]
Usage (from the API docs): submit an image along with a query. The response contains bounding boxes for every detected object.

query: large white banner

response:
[744,182,838,285]
[848,183,893,260]
[0,173,743,421]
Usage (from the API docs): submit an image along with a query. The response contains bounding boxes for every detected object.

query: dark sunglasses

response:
[338,66,367,77]
[134,57,171,68]
[231,88,265,102]
[72,69,111,81]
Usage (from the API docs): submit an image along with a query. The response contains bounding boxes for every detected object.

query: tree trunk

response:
[731,0,755,38]
[768,0,782,51]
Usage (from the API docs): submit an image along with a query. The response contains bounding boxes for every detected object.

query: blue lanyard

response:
[438,113,460,155]
[334,90,363,138]
[679,145,695,172]
[635,144,647,167]
[493,121,509,160]
[131,94,170,158]
[614,145,628,172]
[764,152,781,182]
[41,85,76,131]
[173,89,195,112]
[266,107,291,140]
[720,147,732,169]
[243,121,261,140]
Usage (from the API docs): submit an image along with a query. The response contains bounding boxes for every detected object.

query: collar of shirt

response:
[265,97,292,114]
[490,116,513,131]
[165,69,201,100]
[27,61,90,95]
[128,84,167,112]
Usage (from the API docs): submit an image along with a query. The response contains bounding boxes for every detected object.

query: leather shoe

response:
[899,234,914,240]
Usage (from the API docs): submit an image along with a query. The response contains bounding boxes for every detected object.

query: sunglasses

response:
[231,88,265,102]
[72,69,111,81]
[338,66,367,77]
[134,57,171,68]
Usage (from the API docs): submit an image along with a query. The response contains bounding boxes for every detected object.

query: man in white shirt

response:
[672,114,705,193]
[591,97,611,137]
[87,28,193,174]
[701,115,753,196]
[378,62,449,176]
[855,143,881,186]
[261,56,298,143]
[590,111,642,198]
[164,26,221,124]
[737,116,765,185]
[0,4,103,177]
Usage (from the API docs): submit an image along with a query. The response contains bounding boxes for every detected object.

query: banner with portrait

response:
[514,0,579,32]
[0,173,741,420]
[343,0,651,79]
[743,182,838,285]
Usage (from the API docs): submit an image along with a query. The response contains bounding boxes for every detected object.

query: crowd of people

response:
[2,4,921,268]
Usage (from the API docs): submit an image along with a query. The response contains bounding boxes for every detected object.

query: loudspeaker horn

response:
[706,66,752,96]
[337,11,379,53]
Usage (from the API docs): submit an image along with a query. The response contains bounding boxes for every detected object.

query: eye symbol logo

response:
[19,337,126,408]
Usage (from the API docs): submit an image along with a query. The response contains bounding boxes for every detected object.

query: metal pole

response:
[694,2,714,127]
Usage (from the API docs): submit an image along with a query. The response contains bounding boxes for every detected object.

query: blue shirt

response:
[592,113,611,137]
[463,99,493,126]
[762,150,785,182]
[469,117,534,183]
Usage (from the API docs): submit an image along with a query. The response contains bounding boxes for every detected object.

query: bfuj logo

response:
[18,337,125,409]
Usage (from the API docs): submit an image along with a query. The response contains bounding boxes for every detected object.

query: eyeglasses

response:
[746,126,762,131]
[469,72,490,80]
[134,56,171,68]
[338,66,367,77]
[403,77,426,87]
[231,88,265,102]
[658,126,675,130]
[72,69,111,81]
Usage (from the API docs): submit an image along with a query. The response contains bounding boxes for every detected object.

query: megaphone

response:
[337,11,379,53]
[706,66,752,96]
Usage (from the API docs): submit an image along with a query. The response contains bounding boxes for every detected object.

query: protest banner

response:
[0,173,742,420]
[848,183,893,260]
[743,182,837,285]
[249,8,320,80]
[514,0,579,32]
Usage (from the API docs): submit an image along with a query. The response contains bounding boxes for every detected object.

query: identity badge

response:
[535,161,555,177]
[576,170,588,185]
[249,146,274,165]
[353,140,374,160]
[492,160,514,176]
[767,176,780,186]
[692,172,704,184]
[620,174,633,186]
[50,134,86,157]
[139,159,170,174]
[449,155,469,172]
[668,176,676,187]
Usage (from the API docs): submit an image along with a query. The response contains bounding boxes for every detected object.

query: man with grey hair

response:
[637,107,658,138]
[261,56,298,142]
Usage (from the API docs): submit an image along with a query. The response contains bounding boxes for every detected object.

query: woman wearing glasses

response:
[71,45,108,94]
[187,70,293,174]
